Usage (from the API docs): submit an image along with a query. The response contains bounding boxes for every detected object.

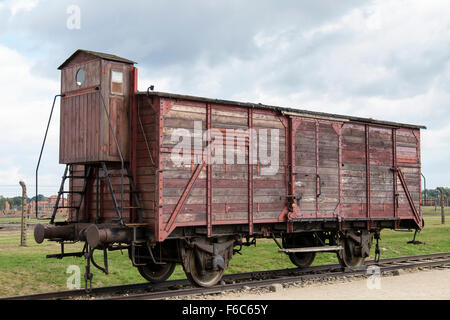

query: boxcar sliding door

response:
[293,118,340,219]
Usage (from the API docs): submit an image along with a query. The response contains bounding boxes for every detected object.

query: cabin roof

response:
[137,90,426,130]
[58,49,136,70]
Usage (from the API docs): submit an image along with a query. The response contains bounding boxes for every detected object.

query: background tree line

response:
[422,188,449,200]
[0,195,47,210]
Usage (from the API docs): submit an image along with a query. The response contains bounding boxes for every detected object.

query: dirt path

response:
[213,268,450,300]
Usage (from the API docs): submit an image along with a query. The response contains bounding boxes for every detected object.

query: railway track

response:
[3,252,450,300]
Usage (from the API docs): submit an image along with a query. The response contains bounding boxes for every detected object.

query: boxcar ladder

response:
[50,163,144,225]
[100,162,144,225]
[50,164,93,224]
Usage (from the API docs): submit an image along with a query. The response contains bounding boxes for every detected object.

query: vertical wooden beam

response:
[129,66,138,222]
[284,117,302,231]
[290,118,297,198]
[416,130,422,213]
[315,120,319,218]
[19,181,27,247]
[287,117,296,232]
[248,108,254,235]
[392,128,398,228]
[157,99,164,241]
[438,188,445,225]
[365,125,371,229]
[336,123,343,219]
[283,118,290,210]
[206,103,212,238]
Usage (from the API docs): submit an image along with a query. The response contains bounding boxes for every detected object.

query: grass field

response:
[422,206,450,215]
[1,214,450,297]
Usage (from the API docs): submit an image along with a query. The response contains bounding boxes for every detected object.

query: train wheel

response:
[137,262,176,283]
[338,247,365,267]
[337,235,366,268]
[289,251,316,268]
[284,234,316,268]
[184,249,224,287]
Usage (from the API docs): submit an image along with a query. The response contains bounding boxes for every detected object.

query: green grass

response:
[422,206,450,215]
[0,215,449,297]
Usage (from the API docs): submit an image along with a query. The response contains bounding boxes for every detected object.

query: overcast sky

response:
[0,0,449,197]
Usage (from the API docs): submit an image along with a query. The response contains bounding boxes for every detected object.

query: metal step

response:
[46,251,85,259]
[55,206,80,209]
[125,223,148,227]
[64,175,90,179]
[279,245,343,253]
[108,173,132,177]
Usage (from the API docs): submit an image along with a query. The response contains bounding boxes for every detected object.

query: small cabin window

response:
[76,68,85,86]
[111,70,123,94]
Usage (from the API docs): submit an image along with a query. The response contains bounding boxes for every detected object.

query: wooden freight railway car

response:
[34,50,425,287]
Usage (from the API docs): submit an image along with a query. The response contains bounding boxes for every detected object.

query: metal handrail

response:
[35,94,64,219]
[36,89,126,225]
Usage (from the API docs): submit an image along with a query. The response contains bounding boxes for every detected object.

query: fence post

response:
[19,181,27,247]
[437,187,445,225]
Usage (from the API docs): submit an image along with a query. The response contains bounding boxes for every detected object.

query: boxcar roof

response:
[58,49,136,70]
[138,91,426,130]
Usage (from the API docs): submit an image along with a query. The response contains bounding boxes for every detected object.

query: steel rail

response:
[111,253,450,300]
[3,252,450,300]
[0,264,339,300]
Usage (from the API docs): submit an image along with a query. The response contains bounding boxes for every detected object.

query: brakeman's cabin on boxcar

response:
[34,50,425,287]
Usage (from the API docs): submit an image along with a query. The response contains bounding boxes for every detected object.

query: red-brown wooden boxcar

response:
[35,50,425,287]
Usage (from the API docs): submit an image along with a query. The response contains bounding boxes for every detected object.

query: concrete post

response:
[437,187,445,225]
[19,181,27,246]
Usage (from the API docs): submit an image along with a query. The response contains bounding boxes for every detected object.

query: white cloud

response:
[0,0,39,16]
[0,0,449,192]
[0,45,59,144]
[0,45,60,196]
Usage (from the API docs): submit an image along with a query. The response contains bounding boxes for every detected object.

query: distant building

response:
[29,195,68,218]
[48,195,58,205]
